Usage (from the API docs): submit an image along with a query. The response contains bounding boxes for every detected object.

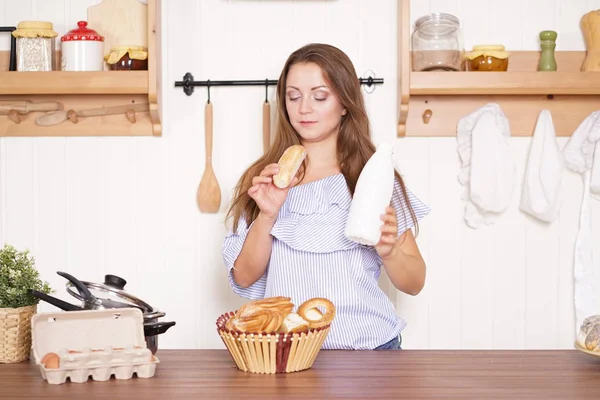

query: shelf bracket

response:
[147,0,161,136]
[397,0,411,137]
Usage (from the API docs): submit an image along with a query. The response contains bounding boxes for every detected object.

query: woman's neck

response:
[300,134,340,182]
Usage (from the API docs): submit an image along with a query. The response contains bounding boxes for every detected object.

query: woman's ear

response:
[342,108,347,116]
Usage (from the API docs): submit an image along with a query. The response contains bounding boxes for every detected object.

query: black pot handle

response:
[104,274,127,290]
[57,271,93,300]
[29,289,83,312]
[144,321,176,336]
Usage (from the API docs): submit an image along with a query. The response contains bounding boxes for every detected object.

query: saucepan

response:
[30,271,175,354]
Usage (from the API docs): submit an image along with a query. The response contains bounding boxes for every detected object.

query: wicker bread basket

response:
[216,311,331,374]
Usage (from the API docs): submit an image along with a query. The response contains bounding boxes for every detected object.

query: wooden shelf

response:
[397,0,600,137]
[0,0,161,137]
[410,71,600,96]
[0,71,149,95]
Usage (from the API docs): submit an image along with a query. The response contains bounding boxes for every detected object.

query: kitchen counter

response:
[1,349,599,399]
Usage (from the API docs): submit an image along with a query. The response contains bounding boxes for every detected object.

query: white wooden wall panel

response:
[1,0,600,350]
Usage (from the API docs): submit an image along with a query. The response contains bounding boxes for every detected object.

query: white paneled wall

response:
[1,0,600,350]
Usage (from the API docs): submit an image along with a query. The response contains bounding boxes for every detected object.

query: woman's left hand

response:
[375,205,426,296]
[375,206,400,259]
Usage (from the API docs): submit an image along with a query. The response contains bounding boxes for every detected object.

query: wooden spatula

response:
[197,100,221,213]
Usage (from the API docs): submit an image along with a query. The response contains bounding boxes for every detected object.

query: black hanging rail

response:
[174,72,384,96]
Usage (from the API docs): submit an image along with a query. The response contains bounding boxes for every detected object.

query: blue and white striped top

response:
[222,173,430,350]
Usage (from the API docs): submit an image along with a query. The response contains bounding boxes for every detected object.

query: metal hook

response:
[265,79,269,103]
[207,79,211,104]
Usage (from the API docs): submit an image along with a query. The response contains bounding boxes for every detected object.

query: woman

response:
[222,43,430,350]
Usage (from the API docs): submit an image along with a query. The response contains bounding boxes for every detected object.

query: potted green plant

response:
[0,244,52,363]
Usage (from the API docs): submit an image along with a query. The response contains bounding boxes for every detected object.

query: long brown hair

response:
[225,43,418,236]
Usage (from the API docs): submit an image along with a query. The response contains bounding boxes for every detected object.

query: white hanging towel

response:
[519,109,563,222]
[457,103,516,229]
[590,141,600,199]
[562,111,600,332]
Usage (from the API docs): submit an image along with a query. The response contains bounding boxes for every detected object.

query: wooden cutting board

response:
[87,0,148,70]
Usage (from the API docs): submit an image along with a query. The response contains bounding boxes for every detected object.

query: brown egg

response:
[42,353,60,369]
[41,352,53,364]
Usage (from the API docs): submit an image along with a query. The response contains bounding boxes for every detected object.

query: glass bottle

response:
[411,13,464,71]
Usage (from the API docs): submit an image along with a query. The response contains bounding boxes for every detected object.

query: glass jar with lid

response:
[466,45,510,71]
[411,13,464,71]
[105,46,148,70]
[12,21,58,71]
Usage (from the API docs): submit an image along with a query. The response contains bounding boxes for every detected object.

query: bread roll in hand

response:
[273,145,306,188]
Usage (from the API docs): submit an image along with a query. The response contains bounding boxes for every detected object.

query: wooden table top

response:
[1,349,600,399]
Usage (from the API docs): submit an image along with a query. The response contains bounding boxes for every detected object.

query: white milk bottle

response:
[344,141,395,246]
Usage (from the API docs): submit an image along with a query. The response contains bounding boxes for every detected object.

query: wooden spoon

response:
[197,100,221,213]
[263,98,270,154]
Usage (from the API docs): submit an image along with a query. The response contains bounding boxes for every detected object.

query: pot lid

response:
[61,21,104,42]
[65,274,165,319]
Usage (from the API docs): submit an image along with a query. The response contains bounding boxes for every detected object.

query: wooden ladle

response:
[197,95,221,213]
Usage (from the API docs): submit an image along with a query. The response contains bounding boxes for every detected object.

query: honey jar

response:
[466,45,509,71]
[104,46,148,70]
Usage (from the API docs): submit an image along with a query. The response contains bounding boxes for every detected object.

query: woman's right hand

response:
[248,163,299,220]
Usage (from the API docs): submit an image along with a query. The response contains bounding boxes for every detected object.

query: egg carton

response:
[31,308,160,385]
